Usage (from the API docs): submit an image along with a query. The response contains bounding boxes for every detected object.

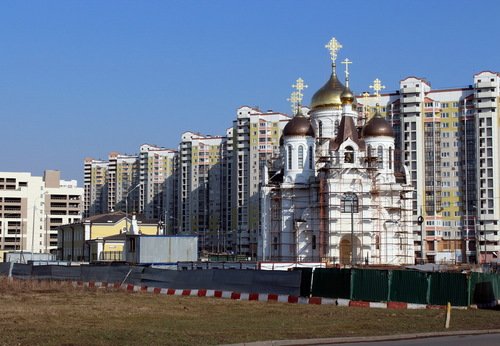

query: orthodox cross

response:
[341,58,352,82]
[362,91,370,120]
[369,78,385,106]
[287,91,300,115]
[292,77,308,105]
[325,37,342,66]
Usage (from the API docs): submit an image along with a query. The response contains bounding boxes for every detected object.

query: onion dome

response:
[283,109,315,137]
[310,72,345,110]
[362,111,394,138]
[340,85,355,105]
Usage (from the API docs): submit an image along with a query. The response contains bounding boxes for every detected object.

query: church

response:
[259,38,415,265]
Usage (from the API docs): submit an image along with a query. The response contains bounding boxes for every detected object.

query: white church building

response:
[259,39,415,265]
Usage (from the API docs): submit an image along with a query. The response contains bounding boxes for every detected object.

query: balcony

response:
[476,81,495,88]
[476,91,496,98]
[402,86,420,94]
[475,100,496,108]
[402,105,420,113]
[402,95,420,103]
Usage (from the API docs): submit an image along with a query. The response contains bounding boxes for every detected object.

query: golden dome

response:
[310,71,345,110]
[340,85,354,105]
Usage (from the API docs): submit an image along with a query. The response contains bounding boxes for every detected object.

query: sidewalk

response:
[222,329,500,346]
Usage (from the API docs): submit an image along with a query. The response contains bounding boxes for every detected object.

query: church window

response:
[367,145,372,158]
[298,146,304,169]
[344,146,354,163]
[334,119,339,136]
[389,147,393,169]
[377,146,383,168]
[312,235,316,250]
[308,146,313,169]
[376,235,380,250]
[287,145,293,169]
[318,121,323,138]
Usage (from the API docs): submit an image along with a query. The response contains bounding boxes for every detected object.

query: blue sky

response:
[1,0,499,183]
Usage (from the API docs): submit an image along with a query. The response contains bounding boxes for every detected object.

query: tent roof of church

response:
[329,115,365,151]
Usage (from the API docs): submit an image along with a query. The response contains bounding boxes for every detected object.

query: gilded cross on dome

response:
[292,77,308,105]
[341,58,352,81]
[287,91,300,115]
[370,78,385,105]
[325,37,342,64]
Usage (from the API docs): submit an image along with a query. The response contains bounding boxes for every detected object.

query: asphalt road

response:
[339,333,500,346]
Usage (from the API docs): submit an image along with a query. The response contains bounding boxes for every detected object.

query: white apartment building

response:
[0,170,83,257]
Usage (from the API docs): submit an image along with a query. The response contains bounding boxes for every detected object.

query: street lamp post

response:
[341,193,359,266]
[417,216,424,264]
[125,184,141,234]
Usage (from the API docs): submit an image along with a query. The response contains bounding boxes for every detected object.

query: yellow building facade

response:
[58,211,159,261]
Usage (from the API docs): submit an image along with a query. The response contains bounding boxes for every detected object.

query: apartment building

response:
[0,170,83,256]
[83,158,108,217]
[229,107,289,256]
[177,132,225,251]
[107,152,140,213]
[358,71,500,264]
[138,144,177,222]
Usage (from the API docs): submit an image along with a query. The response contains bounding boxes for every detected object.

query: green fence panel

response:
[351,269,389,302]
[310,268,351,299]
[389,270,428,304]
[470,272,500,307]
[429,272,468,306]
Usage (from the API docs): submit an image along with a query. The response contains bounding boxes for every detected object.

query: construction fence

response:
[309,268,500,307]
[0,262,498,307]
[0,262,301,296]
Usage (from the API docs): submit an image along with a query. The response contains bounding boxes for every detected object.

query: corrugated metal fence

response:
[310,268,499,307]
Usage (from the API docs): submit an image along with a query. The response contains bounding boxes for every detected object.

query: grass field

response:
[0,279,498,346]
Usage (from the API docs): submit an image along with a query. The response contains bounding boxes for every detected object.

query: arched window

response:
[344,146,354,163]
[308,146,314,169]
[287,145,293,169]
[377,145,384,168]
[298,146,304,169]
[389,147,393,170]
[367,145,372,158]
[334,119,339,136]
[318,121,323,138]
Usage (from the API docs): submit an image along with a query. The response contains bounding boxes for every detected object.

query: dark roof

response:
[84,211,158,224]
[362,113,395,138]
[329,115,365,151]
[282,111,315,137]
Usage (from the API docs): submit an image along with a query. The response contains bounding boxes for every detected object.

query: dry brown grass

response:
[0,278,498,346]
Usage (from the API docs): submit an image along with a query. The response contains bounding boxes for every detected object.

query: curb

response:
[72,281,471,310]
